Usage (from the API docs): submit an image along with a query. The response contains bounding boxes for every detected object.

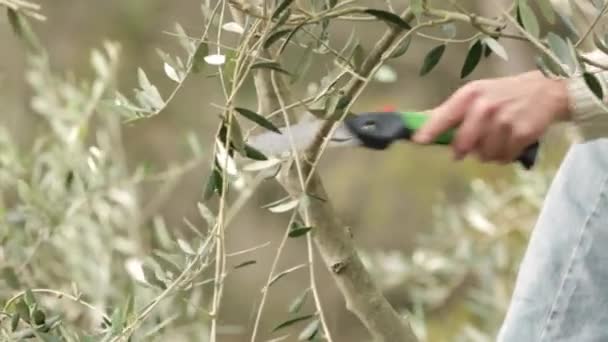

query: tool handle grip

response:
[400,111,539,169]
[344,111,539,170]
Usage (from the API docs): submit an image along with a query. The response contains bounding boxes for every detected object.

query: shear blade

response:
[246,119,361,157]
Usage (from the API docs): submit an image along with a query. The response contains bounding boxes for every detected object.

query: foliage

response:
[0,0,606,341]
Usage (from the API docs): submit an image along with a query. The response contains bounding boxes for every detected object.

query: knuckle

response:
[514,126,535,141]
[495,114,513,129]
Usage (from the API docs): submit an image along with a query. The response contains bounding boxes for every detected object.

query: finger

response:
[479,116,511,162]
[503,125,536,162]
[452,98,494,159]
[412,86,478,144]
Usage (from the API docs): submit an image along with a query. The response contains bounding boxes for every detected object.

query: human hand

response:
[412,71,571,164]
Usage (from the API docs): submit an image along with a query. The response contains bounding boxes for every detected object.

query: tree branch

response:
[232,1,419,340]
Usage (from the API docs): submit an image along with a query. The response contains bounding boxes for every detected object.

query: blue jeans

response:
[498,139,608,341]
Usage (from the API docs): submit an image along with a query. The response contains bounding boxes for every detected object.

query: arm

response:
[411,3,608,164]
[551,0,608,141]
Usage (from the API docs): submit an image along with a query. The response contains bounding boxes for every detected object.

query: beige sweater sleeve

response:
[551,0,608,140]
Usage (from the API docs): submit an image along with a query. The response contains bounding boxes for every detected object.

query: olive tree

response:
[0,0,604,341]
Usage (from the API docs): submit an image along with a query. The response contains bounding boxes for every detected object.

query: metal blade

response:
[246,119,361,156]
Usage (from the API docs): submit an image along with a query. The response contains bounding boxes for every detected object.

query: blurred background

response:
[0,0,577,341]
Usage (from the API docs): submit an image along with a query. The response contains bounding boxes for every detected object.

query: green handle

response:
[400,111,454,144]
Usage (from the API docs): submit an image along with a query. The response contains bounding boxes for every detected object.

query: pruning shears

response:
[247,110,539,170]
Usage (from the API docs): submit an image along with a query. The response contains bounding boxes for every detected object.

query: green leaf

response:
[461,40,483,78]
[265,29,291,49]
[228,118,246,153]
[6,8,40,52]
[244,144,269,161]
[142,264,167,289]
[250,62,291,75]
[24,289,36,307]
[111,307,123,335]
[272,0,294,20]
[11,313,20,332]
[203,167,223,200]
[389,36,412,59]
[584,72,604,100]
[518,0,540,38]
[32,309,45,326]
[289,223,313,238]
[2,266,20,289]
[191,42,209,73]
[177,239,196,255]
[273,314,315,332]
[537,0,556,24]
[420,44,446,76]
[151,252,181,276]
[268,199,299,213]
[234,260,257,269]
[364,9,411,30]
[15,299,30,323]
[298,318,320,341]
[268,264,306,288]
[279,22,306,55]
[288,288,310,313]
[410,0,424,17]
[482,36,508,61]
[547,32,575,73]
[234,107,282,134]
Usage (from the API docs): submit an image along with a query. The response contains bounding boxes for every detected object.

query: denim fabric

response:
[497,139,608,341]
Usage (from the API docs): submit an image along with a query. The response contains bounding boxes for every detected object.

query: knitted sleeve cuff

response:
[566,70,608,141]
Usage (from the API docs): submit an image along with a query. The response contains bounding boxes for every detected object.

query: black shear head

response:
[344,112,412,150]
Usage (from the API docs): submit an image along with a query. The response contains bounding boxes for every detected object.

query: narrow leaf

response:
[142,265,167,289]
[364,9,411,30]
[298,319,320,341]
[268,199,300,213]
[11,313,19,332]
[289,223,313,238]
[244,144,269,161]
[222,22,244,34]
[288,288,310,313]
[151,252,181,276]
[279,21,306,55]
[164,62,181,82]
[250,62,291,75]
[265,29,291,49]
[273,0,295,19]
[268,264,307,288]
[547,32,575,72]
[273,314,315,332]
[389,36,412,58]
[191,43,209,73]
[482,37,508,61]
[420,44,446,76]
[177,239,196,255]
[203,167,223,200]
[234,107,282,134]
[461,40,483,78]
[518,0,540,38]
[537,0,556,24]
[584,72,604,100]
[234,260,257,269]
